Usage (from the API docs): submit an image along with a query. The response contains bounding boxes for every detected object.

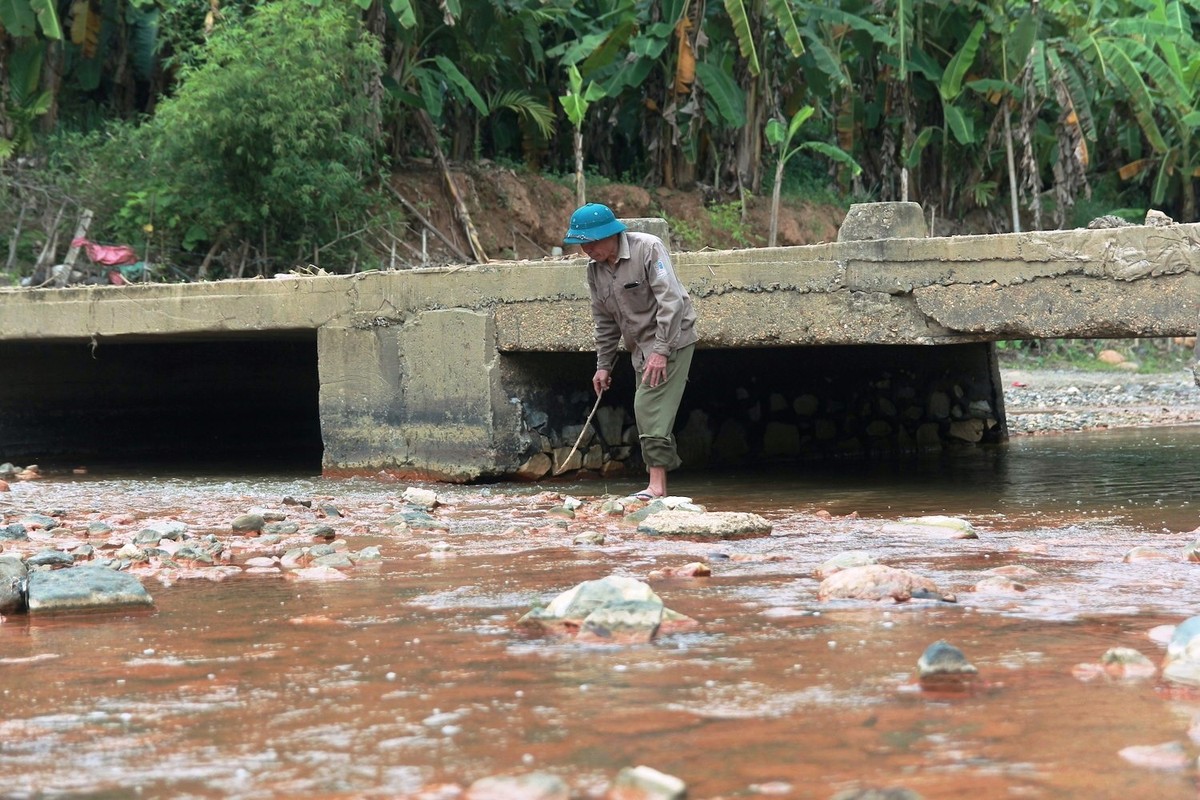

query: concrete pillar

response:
[837,202,928,241]
[318,308,524,481]
[623,217,670,241]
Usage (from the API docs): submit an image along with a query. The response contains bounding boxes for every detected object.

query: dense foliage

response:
[2,0,1199,279]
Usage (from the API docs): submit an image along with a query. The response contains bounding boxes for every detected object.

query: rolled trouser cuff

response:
[639,434,682,471]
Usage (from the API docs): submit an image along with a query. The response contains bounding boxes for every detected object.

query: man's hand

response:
[593,369,611,396]
[642,352,668,388]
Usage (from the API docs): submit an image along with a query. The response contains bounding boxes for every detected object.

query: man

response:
[563,203,698,500]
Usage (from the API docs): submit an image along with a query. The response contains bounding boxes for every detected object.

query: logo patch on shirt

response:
[655,260,666,273]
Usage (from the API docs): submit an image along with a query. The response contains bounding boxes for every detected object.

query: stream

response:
[4,424,1200,799]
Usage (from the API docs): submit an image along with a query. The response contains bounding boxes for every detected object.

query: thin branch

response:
[386,184,473,263]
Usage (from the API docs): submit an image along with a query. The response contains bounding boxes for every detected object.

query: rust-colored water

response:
[4,426,1200,799]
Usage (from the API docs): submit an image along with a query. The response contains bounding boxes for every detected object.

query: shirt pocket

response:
[620,280,656,317]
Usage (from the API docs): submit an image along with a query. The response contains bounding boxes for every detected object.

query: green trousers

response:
[634,343,695,470]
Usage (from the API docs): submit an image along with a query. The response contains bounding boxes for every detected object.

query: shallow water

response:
[4,425,1200,799]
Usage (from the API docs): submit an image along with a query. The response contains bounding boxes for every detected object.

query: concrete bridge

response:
[0,202,1196,481]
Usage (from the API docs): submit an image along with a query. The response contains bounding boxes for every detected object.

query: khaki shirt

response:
[586,231,698,373]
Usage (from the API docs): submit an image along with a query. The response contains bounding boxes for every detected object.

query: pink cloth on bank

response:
[72,237,138,266]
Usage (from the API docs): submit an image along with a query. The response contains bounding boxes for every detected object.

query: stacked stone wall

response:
[504,342,1004,480]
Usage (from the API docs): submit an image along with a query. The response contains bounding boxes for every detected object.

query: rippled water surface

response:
[5,425,1200,799]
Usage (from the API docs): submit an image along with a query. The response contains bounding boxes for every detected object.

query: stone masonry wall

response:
[505,343,1004,481]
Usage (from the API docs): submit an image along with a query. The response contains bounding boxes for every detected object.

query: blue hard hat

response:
[564,203,627,245]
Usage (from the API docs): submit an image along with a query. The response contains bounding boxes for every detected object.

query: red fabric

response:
[72,237,138,266]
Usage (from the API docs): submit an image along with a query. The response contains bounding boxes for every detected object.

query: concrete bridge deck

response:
[1,203,1196,480]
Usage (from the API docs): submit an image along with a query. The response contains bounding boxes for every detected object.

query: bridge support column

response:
[318,309,525,481]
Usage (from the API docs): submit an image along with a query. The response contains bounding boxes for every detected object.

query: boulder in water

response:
[818,564,949,603]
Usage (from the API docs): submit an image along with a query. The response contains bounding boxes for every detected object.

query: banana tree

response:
[1100,3,1200,220]
[559,65,606,206]
[935,20,986,211]
[0,0,61,158]
[705,0,805,193]
[764,104,861,246]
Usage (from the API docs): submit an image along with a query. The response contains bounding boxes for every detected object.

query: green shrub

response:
[87,0,385,275]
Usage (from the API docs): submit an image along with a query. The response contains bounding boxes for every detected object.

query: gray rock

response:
[247,507,287,522]
[20,514,57,531]
[27,564,153,613]
[231,514,265,534]
[595,405,626,445]
[573,531,606,546]
[0,556,28,614]
[881,515,978,540]
[353,546,382,562]
[518,574,694,639]
[26,550,76,568]
[465,772,569,800]
[607,765,686,800]
[264,522,300,535]
[304,525,336,541]
[313,553,355,569]
[578,600,663,642]
[814,550,878,579]
[818,564,947,603]
[830,789,924,800]
[401,487,440,510]
[383,511,449,532]
[133,529,162,545]
[624,501,672,525]
[599,498,627,516]
[144,521,188,540]
[637,510,771,539]
[1163,615,1200,685]
[173,546,214,566]
[917,640,978,683]
[86,521,113,536]
[1099,647,1156,679]
[0,523,29,541]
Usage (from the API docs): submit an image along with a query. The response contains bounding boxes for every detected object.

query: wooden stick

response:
[553,391,604,476]
[514,227,552,257]
[62,208,94,270]
[386,184,473,264]
[416,109,489,264]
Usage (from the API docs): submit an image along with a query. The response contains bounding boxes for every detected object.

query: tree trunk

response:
[1004,99,1020,233]
[574,127,585,207]
[40,40,61,132]
[768,157,784,247]
[0,33,12,142]
[736,80,763,194]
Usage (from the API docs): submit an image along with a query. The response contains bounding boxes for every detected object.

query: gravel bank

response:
[1000,366,1200,435]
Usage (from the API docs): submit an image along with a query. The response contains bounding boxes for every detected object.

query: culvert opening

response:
[502,342,1005,476]
[0,334,323,472]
